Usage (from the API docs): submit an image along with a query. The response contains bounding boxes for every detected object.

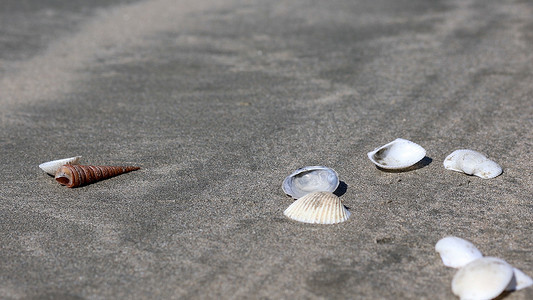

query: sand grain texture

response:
[1,0,532,299]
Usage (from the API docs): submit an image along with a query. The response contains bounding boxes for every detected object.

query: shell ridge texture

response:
[283,192,350,224]
[55,165,140,188]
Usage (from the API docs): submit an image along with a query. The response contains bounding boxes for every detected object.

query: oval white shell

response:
[39,156,82,175]
[435,236,483,268]
[452,257,514,300]
[506,267,533,291]
[367,138,426,170]
[283,191,350,224]
[443,149,502,179]
[282,166,339,199]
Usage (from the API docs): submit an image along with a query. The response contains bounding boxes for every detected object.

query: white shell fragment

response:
[435,236,483,268]
[443,149,502,179]
[282,166,339,199]
[452,257,514,300]
[506,267,533,291]
[367,138,426,170]
[283,191,350,224]
[39,156,82,175]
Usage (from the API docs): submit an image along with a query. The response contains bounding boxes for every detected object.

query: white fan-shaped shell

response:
[452,257,514,300]
[435,236,483,268]
[506,267,533,291]
[367,138,426,169]
[282,166,339,199]
[39,156,82,175]
[283,191,350,224]
[443,149,502,179]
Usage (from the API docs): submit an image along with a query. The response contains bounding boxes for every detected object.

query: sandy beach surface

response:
[1,0,532,299]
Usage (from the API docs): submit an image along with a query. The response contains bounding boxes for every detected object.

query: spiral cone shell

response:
[55,165,140,188]
[283,191,350,224]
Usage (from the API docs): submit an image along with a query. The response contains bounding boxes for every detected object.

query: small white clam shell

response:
[283,191,350,224]
[282,166,339,199]
[443,149,502,179]
[506,267,533,291]
[39,156,82,175]
[435,236,483,268]
[452,257,514,300]
[367,138,426,170]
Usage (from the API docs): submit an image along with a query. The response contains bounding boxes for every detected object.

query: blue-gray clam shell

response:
[282,166,339,199]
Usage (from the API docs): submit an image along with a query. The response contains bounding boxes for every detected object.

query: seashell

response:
[435,236,483,269]
[367,138,426,170]
[443,149,502,179]
[283,191,350,224]
[55,164,140,188]
[39,156,82,175]
[506,267,533,291]
[452,257,514,300]
[282,166,339,199]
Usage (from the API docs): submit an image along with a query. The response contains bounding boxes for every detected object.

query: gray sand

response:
[1,0,532,299]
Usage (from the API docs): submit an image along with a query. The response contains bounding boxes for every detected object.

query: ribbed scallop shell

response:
[283,191,350,224]
[55,165,140,188]
[39,156,82,175]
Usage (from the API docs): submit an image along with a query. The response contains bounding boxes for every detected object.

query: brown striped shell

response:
[55,165,140,188]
